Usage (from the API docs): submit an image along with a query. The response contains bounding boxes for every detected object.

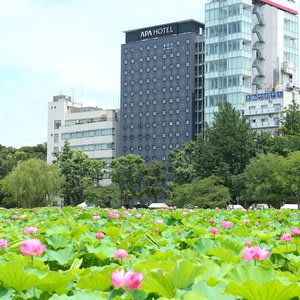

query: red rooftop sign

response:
[257,0,298,15]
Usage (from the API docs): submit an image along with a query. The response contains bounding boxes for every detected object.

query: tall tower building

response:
[204,0,299,125]
[119,20,205,163]
[205,0,253,124]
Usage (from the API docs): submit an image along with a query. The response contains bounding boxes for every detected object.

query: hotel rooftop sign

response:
[126,23,178,43]
[124,20,204,43]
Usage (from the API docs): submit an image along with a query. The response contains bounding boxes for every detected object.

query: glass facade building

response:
[205,0,298,125]
[205,0,253,124]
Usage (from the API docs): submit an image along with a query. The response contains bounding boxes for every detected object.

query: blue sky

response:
[0,0,204,148]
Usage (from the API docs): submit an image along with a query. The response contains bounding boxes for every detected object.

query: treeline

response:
[1,100,300,209]
[168,101,300,209]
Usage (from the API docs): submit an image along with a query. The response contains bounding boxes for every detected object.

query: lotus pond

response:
[0,206,300,299]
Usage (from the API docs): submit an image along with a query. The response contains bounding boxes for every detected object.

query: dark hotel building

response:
[119,20,205,163]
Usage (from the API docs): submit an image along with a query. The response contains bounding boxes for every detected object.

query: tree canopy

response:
[0,158,62,208]
[54,141,105,206]
[169,176,230,208]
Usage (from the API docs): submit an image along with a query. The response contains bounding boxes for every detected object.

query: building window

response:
[54,120,61,129]
[54,134,59,143]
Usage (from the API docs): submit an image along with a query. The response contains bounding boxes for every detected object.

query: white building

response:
[47,95,119,185]
[244,86,300,133]
[204,0,299,125]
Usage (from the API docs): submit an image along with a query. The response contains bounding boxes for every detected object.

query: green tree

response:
[280,99,300,136]
[238,153,288,208]
[110,154,146,207]
[0,158,62,208]
[169,176,230,208]
[54,141,105,206]
[0,143,47,179]
[168,144,197,185]
[285,151,300,209]
[84,184,121,208]
[169,102,257,196]
[143,161,167,203]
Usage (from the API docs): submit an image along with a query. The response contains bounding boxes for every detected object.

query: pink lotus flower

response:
[123,211,129,216]
[243,219,250,224]
[0,239,8,248]
[155,220,163,224]
[19,214,27,219]
[209,218,215,223]
[292,212,298,217]
[209,227,218,234]
[111,269,143,290]
[291,227,300,236]
[92,215,100,220]
[20,238,46,256]
[108,210,115,217]
[114,249,128,259]
[280,233,292,241]
[242,246,270,262]
[121,206,126,210]
[220,221,233,229]
[112,213,120,219]
[135,214,142,219]
[24,226,38,235]
[96,232,105,239]
[11,215,18,220]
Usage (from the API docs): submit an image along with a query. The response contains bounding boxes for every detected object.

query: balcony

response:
[250,120,279,129]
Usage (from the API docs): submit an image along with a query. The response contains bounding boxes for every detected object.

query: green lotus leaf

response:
[168,260,203,289]
[76,269,112,292]
[186,280,237,300]
[225,279,300,300]
[37,271,76,295]
[141,268,175,298]
[206,248,241,263]
[193,238,215,254]
[46,234,72,250]
[0,284,14,300]
[0,263,40,292]
[44,246,75,266]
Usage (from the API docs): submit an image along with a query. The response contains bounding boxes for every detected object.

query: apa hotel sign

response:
[126,23,178,43]
[140,25,177,39]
